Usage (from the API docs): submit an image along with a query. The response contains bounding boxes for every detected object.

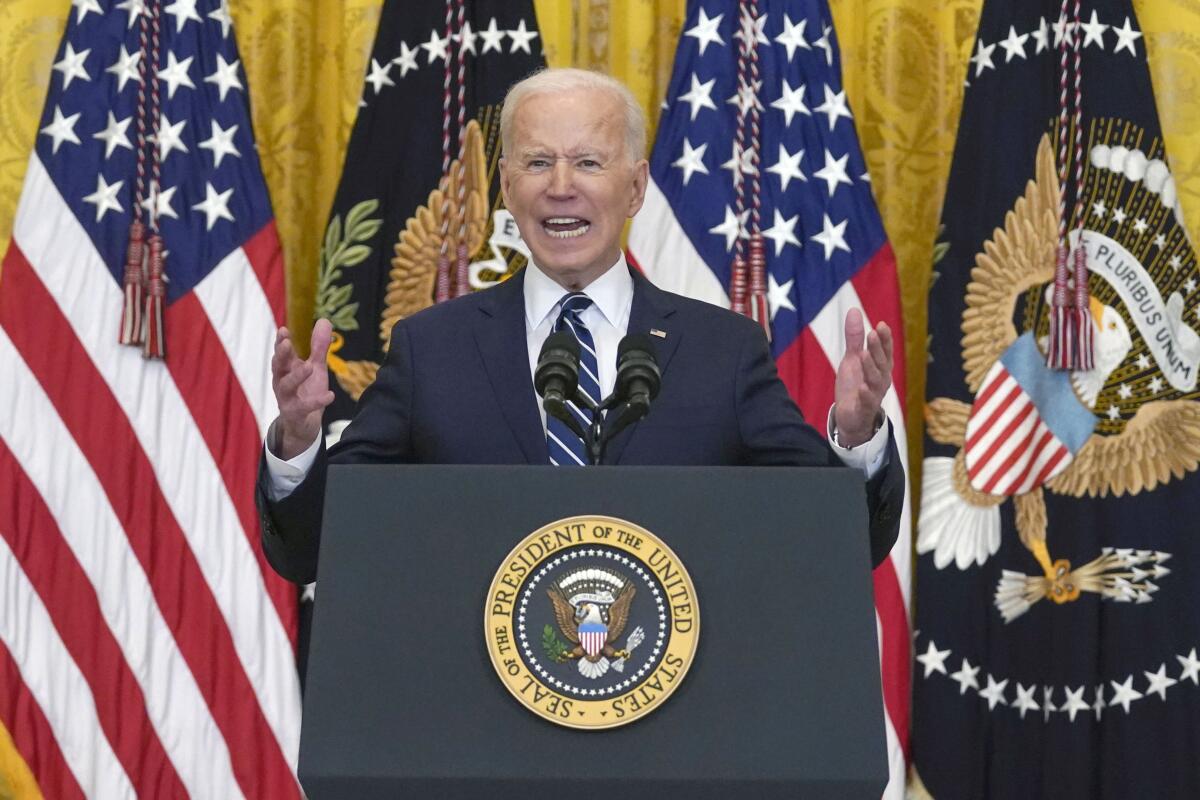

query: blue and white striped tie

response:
[546,292,601,466]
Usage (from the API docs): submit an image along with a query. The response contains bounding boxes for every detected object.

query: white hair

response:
[500,68,646,162]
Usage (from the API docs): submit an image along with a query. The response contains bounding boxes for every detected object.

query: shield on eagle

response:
[963,333,1097,496]
[578,617,607,658]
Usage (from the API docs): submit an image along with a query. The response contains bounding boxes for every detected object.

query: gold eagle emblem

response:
[921,133,1200,621]
[327,119,491,400]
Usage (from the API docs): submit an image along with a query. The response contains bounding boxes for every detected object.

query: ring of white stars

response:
[917,638,1200,721]
[361,18,540,106]
[515,548,668,698]
[968,14,1144,87]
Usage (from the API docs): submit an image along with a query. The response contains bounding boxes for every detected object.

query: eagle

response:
[920,134,1200,621]
[547,583,635,680]
[327,119,491,401]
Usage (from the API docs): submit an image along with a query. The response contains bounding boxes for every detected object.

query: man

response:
[259,69,903,584]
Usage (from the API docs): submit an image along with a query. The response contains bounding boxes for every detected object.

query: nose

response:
[547,160,575,199]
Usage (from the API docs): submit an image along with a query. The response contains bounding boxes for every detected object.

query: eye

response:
[527,158,550,169]
[578,159,600,169]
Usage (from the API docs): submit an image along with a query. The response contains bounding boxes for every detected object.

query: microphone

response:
[535,331,585,438]
[611,334,661,427]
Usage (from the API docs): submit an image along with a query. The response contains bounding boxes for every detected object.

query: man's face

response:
[500,87,649,290]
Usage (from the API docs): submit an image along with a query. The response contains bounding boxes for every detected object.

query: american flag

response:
[0,0,301,797]
[627,1,911,795]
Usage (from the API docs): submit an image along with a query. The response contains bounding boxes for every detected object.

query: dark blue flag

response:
[914,1,1200,796]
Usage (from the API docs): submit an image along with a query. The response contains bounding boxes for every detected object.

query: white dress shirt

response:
[523,251,633,429]
[264,255,888,499]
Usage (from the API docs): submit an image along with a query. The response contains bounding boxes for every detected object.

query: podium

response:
[299,465,886,799]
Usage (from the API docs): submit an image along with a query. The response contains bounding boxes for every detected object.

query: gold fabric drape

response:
[2,0,1199,795]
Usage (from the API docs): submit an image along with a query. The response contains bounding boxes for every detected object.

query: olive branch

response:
[314,198,383,330]
[542,624,570,663]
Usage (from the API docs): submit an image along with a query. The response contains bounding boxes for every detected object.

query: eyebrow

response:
[517,147,609,160]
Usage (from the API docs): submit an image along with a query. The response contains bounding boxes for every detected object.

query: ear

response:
[627,158,649,218]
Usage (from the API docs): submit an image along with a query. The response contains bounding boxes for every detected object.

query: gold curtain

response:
[1,0,1200,795]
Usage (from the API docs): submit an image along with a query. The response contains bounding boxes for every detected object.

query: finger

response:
[859,347,884,390]
[275,361,313,400]
[875,321,893,353]
[271,335,300,382]
[865,330,892,381]
[835,350,864,403]
[875,323,894,369]
[309,319,334,367]
[843,308,865,355]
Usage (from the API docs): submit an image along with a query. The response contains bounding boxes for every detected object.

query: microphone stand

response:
[570,391,646,466]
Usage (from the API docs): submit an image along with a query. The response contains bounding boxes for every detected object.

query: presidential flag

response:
[627,2,911,796]
[914,1,1200,796]
[316,0,544,430]
[0,0,301,797]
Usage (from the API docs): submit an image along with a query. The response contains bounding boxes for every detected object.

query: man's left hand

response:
[834,308,894,448]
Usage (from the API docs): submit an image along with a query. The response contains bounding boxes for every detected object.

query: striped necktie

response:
[546,293,601,466]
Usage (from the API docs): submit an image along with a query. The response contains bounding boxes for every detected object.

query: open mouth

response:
[542,217,591,239]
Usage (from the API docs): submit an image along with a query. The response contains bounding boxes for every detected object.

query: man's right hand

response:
[271,319,336,460]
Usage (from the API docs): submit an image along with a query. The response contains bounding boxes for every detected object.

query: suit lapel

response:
[473,270,549,464]
[605,270,680,465]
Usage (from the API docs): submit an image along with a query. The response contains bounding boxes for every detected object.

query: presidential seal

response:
[484,516,699,729]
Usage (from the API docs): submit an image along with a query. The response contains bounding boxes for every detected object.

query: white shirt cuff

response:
[263,418,322,502]
[826,405,890,480]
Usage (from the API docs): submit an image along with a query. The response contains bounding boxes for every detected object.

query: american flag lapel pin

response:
[650,328,667,339]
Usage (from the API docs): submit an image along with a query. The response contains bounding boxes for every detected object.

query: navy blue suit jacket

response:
[258,267,904,583]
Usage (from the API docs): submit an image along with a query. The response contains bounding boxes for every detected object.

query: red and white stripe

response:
[629,185,912,800]
[580,631,607,659]
[0,155,301,797]
[963,363,1074,496]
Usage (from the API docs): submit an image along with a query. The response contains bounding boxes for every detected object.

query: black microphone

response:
[535,332,585,438]
[613,333,661,421]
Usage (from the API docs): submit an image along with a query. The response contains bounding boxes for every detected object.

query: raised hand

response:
[833,308,894,448]
[271,319,336,459]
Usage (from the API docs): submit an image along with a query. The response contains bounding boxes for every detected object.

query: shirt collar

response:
[524,252,633,331]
